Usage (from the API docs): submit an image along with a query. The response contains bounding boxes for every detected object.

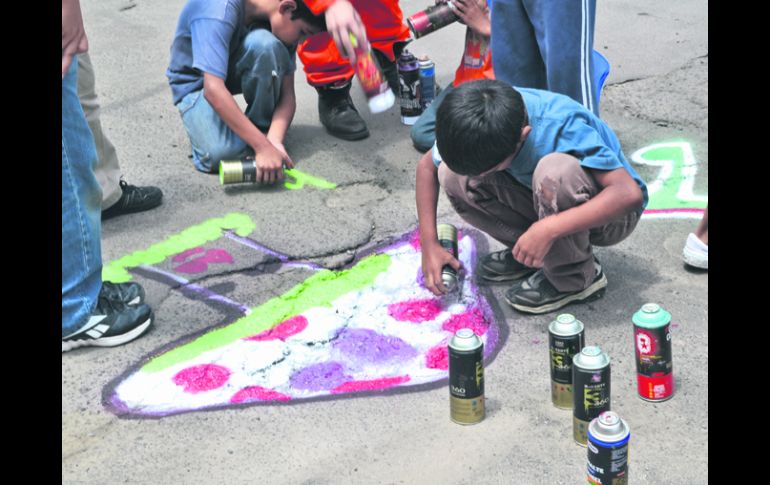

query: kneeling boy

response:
[416,79,648,314]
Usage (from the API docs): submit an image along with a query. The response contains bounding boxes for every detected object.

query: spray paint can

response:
[219,159,258,184]
[448,328,484,425]
[548,313,585,409]
[407,2,459,39]
[587,411,630,484]
[436,223,458,292]
[632,303,674,402]
[418,57,436,109]
[349,33,395,113]
[397,50,422,125]
[573,346,611,446]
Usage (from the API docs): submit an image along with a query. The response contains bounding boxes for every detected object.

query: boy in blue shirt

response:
[416,80,648,314]
[167,0,326,182]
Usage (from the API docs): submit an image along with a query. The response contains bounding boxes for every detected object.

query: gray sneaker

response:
[478,249,537,282]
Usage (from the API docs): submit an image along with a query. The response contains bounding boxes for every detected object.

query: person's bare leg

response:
[694,206,708,245]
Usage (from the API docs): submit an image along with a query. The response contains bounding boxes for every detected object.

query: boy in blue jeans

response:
[167,0,326,182]
[416,80,648,314]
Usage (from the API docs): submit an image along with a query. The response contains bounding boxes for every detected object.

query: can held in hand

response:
[573,346,611,446]
[219,159,257,185]
[349,33,395,113]
[632,303,674,402]
[418,57,436,109]
[548,313,585,409]
[407,2,459,39]
[397,50,422,125]
[587,411,630,485]
[449,328,484,424]
[436,223,458,292]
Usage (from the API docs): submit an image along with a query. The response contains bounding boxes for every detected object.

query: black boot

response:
[373,41,407,95]
[316,83,369,141]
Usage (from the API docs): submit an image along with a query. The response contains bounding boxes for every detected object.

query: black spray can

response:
[436,223,458,292]
[448,328,484,424]
[587,411,630,484]
[572,346,611,446]
[548,313,585,409]
[418,57,436,109]
[398,50,422,125]
[407,2,459,39]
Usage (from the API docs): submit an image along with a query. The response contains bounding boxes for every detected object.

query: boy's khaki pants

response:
[438,153,640,292]
[77,53,122,210]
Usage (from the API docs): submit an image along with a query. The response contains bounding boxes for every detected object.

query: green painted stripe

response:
[141,253,391,373]
[102,213,256,283]
[284,168,337,190]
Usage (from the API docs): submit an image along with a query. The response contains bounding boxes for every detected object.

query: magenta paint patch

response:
[331,375,411,394]
[333,328,418,364]
[244,315,308,341]
[172,364,231,394]
[172,247,205,262]
[173,248,234,274]
[231,386,291,403]
[409,231,421,250]
[388,298,443,323]
[290,362,350,391]
[441,307,489,336]
[425,343,449,370]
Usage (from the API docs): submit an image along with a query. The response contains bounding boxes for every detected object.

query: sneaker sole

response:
[324,127,370,141]
[61,316,153,353]
[505,273,608,315]
[683,247,708,269]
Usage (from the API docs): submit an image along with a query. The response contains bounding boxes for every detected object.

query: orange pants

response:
[298,0,410,87]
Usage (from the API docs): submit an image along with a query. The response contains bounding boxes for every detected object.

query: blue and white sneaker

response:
[62,291,153,353]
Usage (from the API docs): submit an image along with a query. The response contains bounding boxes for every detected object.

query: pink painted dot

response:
[409,231,421,250]
[244,315,308,341]
[441,307,489,336]
[425,344,449,370]
[331,375,411,394]
[388,298,443,323]
[172,247,205,263]
[172,364,231,394]
[174,248,234,274]
[231,386,291,403]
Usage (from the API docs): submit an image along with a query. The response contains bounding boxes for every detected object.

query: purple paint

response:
[290,362,350,391]
[333,328,418,364]
[173,249,234,274]
[388,298,443,323]
[224,231,322,270]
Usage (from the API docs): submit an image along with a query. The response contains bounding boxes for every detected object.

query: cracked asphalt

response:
[62,0,708,483]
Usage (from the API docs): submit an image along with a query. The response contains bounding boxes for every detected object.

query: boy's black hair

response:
[435,79,526,176]
[292,0,327,31]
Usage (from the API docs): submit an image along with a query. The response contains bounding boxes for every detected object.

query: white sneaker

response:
[683,233,708,269]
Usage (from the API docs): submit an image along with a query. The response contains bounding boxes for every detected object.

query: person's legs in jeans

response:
[490,0,547,90]
[178,30,290,173]
[411,85,453,153]
[62,58,103,335]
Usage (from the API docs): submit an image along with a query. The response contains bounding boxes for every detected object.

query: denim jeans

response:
[62,57,103,335]
[410,84,454,153]
[177,29,293,173]
[490,0,599,115]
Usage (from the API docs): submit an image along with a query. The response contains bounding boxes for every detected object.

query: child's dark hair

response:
[435,80,526,176]
[293,0,327,31]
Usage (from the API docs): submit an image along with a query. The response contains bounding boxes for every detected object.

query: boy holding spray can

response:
[167,0,326,179]
[410,0,494,152]
[415,79,648,313]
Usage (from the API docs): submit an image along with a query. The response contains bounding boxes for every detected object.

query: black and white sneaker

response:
[101,281,145,305]
[504,261,608,315]
[478,249,537,282]
[62,295,153,352]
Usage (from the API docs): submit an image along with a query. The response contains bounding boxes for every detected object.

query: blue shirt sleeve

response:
[554,115,624,172]
[432,142,443,168]
[190,18,236,79]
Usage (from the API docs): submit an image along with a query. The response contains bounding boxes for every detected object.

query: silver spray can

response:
[437,223,458,292]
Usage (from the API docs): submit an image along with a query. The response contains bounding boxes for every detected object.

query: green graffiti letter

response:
[630,141,708,211]
[284,168,337,190]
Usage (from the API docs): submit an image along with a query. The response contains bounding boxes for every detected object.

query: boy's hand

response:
[450,0,491,38]
[421,241,462,296]
[326,0,367,63]
[512,218,558,268]
[254,143,289,185]
[62,0,89,78]
[266,136,295,170]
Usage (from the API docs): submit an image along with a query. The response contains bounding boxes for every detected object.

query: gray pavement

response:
[62,0,708,483]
